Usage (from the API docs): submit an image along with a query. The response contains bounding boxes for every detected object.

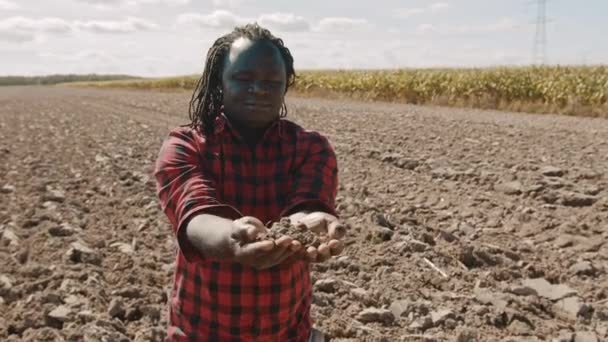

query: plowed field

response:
[1,86,607,341]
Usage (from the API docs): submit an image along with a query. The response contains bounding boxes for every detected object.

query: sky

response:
[1,0,607,76]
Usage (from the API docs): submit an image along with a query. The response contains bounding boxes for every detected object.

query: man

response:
[154,23,345,341]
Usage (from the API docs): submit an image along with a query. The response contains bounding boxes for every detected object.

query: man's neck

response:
[231,122,267,148]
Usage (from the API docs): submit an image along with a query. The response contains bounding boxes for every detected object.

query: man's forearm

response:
[185,214,234,259]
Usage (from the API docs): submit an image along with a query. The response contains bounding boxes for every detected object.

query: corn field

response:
[67,66,608,118]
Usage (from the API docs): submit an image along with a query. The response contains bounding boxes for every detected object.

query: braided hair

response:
[188,23,296,135]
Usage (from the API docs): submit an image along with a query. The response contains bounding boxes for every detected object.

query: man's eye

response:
[265,81,282,87]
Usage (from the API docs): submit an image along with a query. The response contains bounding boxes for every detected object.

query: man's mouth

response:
[243,102,272,109]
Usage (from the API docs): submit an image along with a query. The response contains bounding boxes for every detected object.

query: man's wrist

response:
[187,214,236,260]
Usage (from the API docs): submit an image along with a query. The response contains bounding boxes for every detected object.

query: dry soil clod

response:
[260,218,325,248]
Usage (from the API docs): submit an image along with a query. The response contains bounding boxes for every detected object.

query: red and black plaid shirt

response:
[154,113,338,341]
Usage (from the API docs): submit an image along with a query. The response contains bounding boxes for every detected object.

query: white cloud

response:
[77,0,189,9]
[258,13,309,32]
[396,8,425,18]
[126,0,190,5]
[395,2,450,18]
[485,18,521,32]
[212,0,243,8]
[315,17,370,33]
[38,50,117,63]
[0,16,157,42]
[76,0,123,8]
[177,10,310,32]
[416,17,522,35]
[177,10,245,29]
[0,30,35,43]
[416,24,437,34]
[0,16,73,34]
[0,0,19,10]
[430,2,450,11]
[75,17,158,34]
[0,16,72,42]
[78,0,121,3]
[0,16,71,43]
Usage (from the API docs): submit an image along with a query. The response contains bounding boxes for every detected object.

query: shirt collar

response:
[214,112,283,140]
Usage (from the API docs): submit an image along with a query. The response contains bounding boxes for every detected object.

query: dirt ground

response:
[0,86,607,342]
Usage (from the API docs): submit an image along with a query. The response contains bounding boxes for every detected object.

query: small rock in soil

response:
[314,278,338,293]
[64,294,84,307]
[459,246,486,268]
[376,227,394,241]
[47,305,73,323]
[22,327,64,341]
[48,223,76,237]
[82,322,130,342]
[555,235,577,248]
[508,319,533,335]
[596,308,608,321]
[541,166,565,177]
[351,288,377,306]
[554,297,593,321]
[125,305,142,321]
[474,288,508,310]
[1,228,19,246]
[559,191,597,207]
[134,327,166,342]
[431,308,455,326]
[312,292,333,307]
[570,261,597,276]
[1,184,15,193]
[77,310,96,323]
[0,274,14,290]
[140,305,161,322]
[67,240,101,264]
[510,285,539,297]
[574,332,598,342]
[389,299,412,318]
[408,316,433,331]
[406,238,428,252]
[456,329,479,342]
[108,298,126,319]
[495,181,523,195]
[41,293,62,305]
[553,332,574,342]
[110,242,134,255]
[520,278,577,301]
[355,307,395,325]
[43,189,66,203]
[373,213,395,229]
[439,229,458,242]
[112,287,143,299]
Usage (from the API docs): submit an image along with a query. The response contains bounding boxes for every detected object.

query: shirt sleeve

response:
[154,127,242,263]
[281,131,339,218]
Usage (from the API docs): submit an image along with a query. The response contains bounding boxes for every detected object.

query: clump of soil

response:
[261,218,324,248]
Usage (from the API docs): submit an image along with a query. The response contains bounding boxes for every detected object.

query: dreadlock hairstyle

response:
[188,23,296,135]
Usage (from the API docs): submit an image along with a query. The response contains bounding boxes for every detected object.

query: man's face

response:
[221,37,287,129]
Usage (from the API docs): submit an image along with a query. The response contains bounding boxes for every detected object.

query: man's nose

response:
[250,81,269,95]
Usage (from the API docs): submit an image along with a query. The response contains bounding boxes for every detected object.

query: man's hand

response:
[229,216,301,270]
[289,212,347,263]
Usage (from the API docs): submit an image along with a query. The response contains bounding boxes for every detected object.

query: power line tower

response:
[533,0,547,65]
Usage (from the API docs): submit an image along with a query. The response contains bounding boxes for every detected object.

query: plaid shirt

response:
[154,113,338,341]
